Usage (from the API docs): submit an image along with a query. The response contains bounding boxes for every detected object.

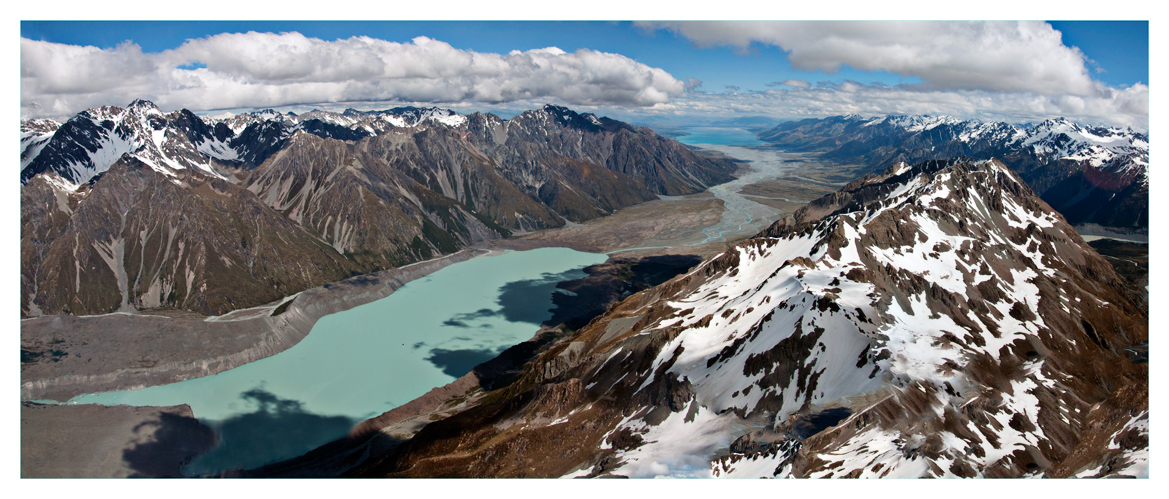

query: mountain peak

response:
[533,104,605,130]
[127,99,158,110]
[1032,116,1079,129]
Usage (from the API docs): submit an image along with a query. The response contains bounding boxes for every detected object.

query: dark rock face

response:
[230,120,295,167]
[22,110,121,184]
[1086,239,1147,305]
[757,115,1148,231]
[330,158,1144,479]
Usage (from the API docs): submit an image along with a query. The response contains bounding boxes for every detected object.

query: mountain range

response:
[758,115,1149,231]
[20,101,737,317]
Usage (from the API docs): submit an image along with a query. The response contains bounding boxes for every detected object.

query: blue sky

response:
[19,20,1150,129]
[1047,21,1148,88]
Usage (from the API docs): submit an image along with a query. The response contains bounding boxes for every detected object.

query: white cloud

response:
[641,21,1102,97]
[20,32,685,119]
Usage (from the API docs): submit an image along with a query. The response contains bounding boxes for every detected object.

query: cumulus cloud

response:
[19,25,1147,130]
[640,21,1102,96]
[20,32,685,118]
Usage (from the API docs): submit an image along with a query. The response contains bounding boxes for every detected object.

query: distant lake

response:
[68,247,606,475]
[673,127,764,146]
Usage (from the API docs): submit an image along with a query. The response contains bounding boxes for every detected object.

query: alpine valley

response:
[19,103,1148,479]
[20,101,736,317]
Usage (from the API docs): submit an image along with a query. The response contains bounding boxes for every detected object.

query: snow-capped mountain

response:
[1022,118,1148,174]
[19,103,618,187]
[19,103,475,186]
[342,158,1145,478]
[211,106,468,136]
[19,100,226,185]
[759,115,1149,230]
[814,115,1148,170]
[20,118,60,170]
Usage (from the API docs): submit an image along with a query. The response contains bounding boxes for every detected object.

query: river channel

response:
[610,126,806,253]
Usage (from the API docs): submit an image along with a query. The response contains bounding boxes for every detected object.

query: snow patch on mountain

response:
[854,114,1147,176]
[568,158,1139,479]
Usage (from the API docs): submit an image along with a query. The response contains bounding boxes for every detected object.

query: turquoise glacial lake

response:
[67,248,607,475]
[672,126,764,147]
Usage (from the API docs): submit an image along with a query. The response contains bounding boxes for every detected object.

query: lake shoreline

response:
[21,243,566,402]
[59,246,610,475]
[20,137,771,403]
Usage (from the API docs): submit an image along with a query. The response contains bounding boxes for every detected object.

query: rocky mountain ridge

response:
[759,115,1149,230]
[20,102,737,317]
[333,157,1146,478]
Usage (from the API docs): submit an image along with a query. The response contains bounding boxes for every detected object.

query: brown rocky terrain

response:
[20,104,1147,479]
[20,103,737,318]
[268,158,1147,478]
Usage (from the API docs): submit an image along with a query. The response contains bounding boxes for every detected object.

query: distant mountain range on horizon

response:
[756,114,1148,231]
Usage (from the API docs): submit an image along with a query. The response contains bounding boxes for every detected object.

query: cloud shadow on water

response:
[443,308,500,328]
[425,348,500,377]
[183,388,358,476]
[496,269,588,325]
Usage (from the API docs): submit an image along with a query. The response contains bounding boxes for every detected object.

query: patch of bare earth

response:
[518,192,734,259]
[21,402,216,478]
